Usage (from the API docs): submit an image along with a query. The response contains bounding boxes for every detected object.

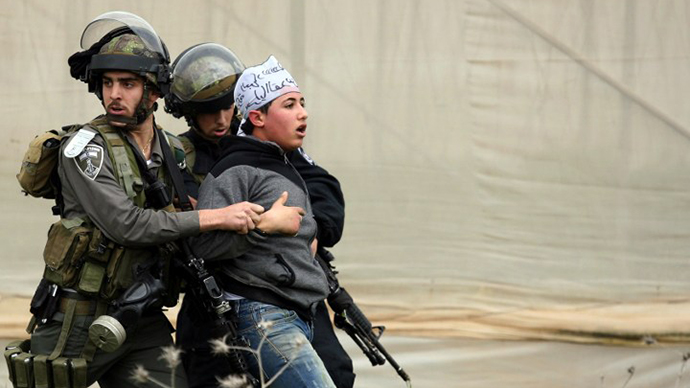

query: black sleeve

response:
[183,168,199,200]
[288,149,345,248]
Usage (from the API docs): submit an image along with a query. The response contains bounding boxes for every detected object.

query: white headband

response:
[234,55,300,119]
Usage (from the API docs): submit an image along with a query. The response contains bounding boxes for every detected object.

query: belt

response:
[58,297,97,316]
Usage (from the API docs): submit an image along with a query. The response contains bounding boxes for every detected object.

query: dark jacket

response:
[178,129,222,199]
[287,148,345,248]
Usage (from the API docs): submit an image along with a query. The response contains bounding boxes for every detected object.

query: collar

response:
[246,135,285,156]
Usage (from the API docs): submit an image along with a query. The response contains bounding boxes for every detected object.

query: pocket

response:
[101,246,127,300]
[266,254,296,287]
[85,228,113,264]
[253,304,297,329]
[76,261,105,296]
[75,228,112,296]
[42,220,91,288]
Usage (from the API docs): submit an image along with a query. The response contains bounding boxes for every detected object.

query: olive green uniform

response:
[58,122,198,244]
[29,116,197,388]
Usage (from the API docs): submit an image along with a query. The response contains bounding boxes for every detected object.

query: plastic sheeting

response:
[3,2,690,386]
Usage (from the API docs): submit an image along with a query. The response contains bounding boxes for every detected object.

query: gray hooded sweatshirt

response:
[190,136,329,317]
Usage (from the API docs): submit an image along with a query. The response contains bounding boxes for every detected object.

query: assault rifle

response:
[174,242,260,387]
[316,247,412,387]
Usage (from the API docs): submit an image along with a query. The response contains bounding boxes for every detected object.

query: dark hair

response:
[240,101,272,135]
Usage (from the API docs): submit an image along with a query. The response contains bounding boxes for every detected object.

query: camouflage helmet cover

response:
[170,43,245,102]
[98,33,161,85]
[98,33,159,58]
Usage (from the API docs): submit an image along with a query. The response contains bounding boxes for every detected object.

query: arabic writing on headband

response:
[239,73,297,109]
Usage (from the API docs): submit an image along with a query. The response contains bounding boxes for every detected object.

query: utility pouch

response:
[4,339,30,388]
[102,246,154,300]
[51,357,70,388]
[33,355,51,388]
[12,352,34,388]
[86,228,113,263]
[29,280,59,328]
[74,227,114,296]
[43,220,92,288]
[76,261,105,295]
[29,280,51,318]
[17,129,64,199]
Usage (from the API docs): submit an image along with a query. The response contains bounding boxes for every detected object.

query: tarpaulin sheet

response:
[3,1,690,386]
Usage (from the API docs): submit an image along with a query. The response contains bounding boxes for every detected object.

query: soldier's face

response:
[252,92,308,152]
[102,71,153,126]
[195,105,235,142]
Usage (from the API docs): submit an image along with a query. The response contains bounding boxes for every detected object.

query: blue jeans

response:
[235,299,336,388]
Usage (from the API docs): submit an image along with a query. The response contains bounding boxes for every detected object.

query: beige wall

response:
[3,0,690,344]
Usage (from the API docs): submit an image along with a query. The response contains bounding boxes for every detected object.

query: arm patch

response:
[73,144,104,180]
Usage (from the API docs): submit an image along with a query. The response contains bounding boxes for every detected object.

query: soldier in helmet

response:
[165,43,246,199]
[22,12,303,388]
[166,45,355,387]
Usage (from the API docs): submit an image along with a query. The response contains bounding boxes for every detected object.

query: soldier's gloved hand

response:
[256,191,305,236]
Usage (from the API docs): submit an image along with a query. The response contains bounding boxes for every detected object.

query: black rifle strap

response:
[157,128,194,212]
[130,143,159,186]
[128,128,165,196]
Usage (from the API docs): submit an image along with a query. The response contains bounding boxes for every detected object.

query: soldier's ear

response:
[148,87,161,101]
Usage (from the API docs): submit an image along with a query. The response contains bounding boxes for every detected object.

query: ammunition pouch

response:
[34,229,183,356]
[4,340,88,388]
[42,220,92,290]
[4,340,30,388]
[39,218,179,303]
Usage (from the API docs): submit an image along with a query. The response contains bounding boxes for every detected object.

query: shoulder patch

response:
[64,128,97,158]
[74,144,104,180]
[297,147,316,166]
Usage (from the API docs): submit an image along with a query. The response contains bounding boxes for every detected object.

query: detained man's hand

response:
[257,191,305,236]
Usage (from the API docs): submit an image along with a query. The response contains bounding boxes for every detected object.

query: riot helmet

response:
[165,43,244,126]
[68,11,171,126]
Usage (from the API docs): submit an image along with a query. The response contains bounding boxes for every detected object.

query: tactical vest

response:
[5,117,188,388]
[40,116,185,305]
